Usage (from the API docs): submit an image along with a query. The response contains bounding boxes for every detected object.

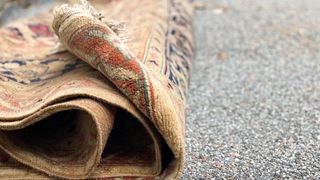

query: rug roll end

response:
[52,0,102,36]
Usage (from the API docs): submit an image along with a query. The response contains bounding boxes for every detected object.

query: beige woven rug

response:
[0,0,194,179]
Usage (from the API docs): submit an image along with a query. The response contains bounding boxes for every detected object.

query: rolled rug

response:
[0,0,194,179]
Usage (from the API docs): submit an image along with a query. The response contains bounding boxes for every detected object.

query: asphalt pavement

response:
[184,0,320,179]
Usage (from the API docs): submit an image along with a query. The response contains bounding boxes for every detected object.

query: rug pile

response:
[0,0,193,179]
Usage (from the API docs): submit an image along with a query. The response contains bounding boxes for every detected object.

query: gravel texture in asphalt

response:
[184,0,320,179]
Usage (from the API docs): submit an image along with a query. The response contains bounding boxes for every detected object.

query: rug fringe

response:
[50,0,129,56]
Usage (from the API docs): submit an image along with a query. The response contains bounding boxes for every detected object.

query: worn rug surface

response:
[0,0,193,179]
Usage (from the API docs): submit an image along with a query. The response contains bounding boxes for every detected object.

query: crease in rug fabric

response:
[0,0,194,179]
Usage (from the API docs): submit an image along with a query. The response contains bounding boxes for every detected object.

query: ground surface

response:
[184,0,320,179]
[1,0,320,179]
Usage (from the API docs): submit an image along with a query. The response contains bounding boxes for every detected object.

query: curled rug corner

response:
[0,0,194,179]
